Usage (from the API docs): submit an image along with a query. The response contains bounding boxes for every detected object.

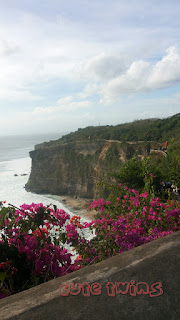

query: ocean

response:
[0,133,90,223]
[0,132,94,263]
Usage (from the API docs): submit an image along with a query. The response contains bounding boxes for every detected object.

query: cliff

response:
[25,139,149,199]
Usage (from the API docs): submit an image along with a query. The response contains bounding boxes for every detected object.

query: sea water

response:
[0,133,91,223]
[0,133,94,263]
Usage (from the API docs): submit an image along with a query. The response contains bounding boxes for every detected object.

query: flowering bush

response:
[0,203,84,298]
[66,184,180,265]
[0,185,180,299]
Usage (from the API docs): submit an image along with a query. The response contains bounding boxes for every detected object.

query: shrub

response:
[0,187,179,299]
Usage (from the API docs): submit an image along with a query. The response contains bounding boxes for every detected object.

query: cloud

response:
[0,10,108,103]
[147,47,180,88]
[84,53,127,80]
[0,39,19,57]
[0,3,179,106]
[33,96,91,115]
[0,2,179,106]
[103,60,150,94]
[83,46,180,105]
[0,1,180,135]
[0,90,179,136]
[0,87,43,102]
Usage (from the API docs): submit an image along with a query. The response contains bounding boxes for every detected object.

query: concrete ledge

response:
[0,231,180,320]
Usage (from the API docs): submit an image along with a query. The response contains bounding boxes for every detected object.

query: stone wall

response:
[0,231,179,320]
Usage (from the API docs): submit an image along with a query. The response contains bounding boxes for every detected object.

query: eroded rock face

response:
[25,140,147,199]
[26,141,102,198]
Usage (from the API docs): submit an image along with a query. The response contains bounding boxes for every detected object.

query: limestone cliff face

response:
[26,140,148,199]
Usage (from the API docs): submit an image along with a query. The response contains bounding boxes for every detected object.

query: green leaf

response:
[0,272,6,283]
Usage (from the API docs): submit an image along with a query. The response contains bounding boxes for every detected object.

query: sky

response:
[0,0,180,135]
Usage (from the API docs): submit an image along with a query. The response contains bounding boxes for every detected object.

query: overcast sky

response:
[0,0,180,135]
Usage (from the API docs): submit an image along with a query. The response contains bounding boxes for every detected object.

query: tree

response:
[112,158,144,190]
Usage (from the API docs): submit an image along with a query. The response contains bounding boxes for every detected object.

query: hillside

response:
[36,113,180,149]
[26,140,152,199]
[26,113,180,199]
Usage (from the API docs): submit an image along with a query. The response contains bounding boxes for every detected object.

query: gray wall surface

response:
[0,231,179,320]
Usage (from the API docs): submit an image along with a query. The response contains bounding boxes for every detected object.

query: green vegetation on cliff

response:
[45,113,180,145]
[26,113,180,200]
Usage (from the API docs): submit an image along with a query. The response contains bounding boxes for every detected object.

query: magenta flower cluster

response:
[0,202,82,298]
[69,185,180,264]
[0,185,179,299]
